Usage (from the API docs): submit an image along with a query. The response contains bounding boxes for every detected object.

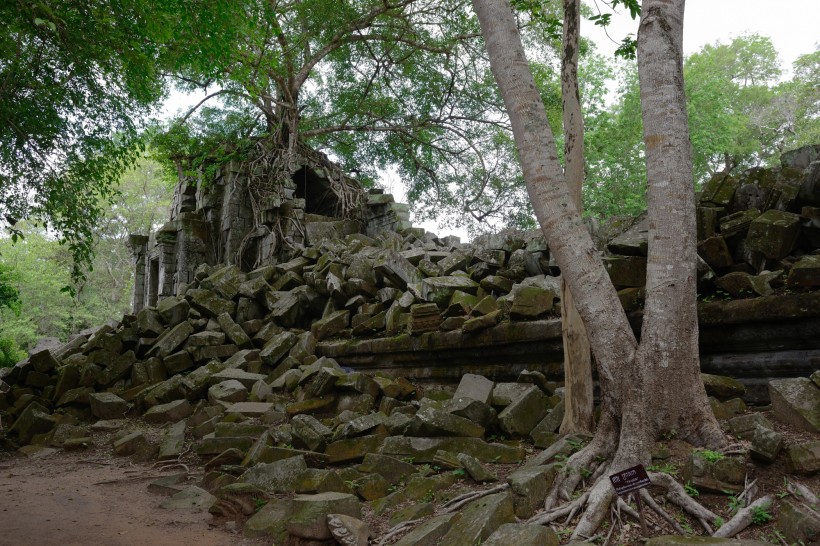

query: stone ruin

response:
[1,146,819,545]
[127,142,411,313]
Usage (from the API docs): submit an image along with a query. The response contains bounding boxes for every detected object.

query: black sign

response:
[609,464,651,496]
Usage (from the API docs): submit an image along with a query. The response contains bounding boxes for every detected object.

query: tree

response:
[75,156,173,319]
[761,47,820,152]
[584,63,647,217]
[0,156,171,352]
[156,0,524,235]
[0,262,23,367]
[0,0,174,283]
[557,0,593,436]
[472,0,725,537]
[685,34,781,180]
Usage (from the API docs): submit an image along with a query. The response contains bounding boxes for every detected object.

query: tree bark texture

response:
[558,0,595,436]
[635,0,724,446]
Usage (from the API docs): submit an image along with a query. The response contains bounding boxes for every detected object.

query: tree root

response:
[714,495,773,538]
[375,518,426,546]
[639,489,685,535]
[788,480,819,506]
[648,471,719,530]
[441,483,509,513]
[528,491,590,525]
[544,427,615,510]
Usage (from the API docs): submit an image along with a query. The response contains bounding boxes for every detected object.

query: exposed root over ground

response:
[524,424,779,543]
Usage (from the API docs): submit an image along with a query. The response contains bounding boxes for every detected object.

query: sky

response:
[161,1,820,241]
[587,0,819,75]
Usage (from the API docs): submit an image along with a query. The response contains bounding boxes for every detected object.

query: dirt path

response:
[0,451,264,546]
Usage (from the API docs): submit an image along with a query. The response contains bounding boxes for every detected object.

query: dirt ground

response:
[0,450,266,546]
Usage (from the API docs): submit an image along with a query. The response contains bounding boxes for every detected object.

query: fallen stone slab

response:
[683,452,745,494]
[702,373,746,399]
[328,513,370,546]
[241,456,308,493]
[208,379,248,404]
[497,384,549,436]
[438,491,515,546]
[113,431,150,457]
[788,254,820,288]
[287,492,362,541]
[244,499,294,541]
[388,502,435,528]
[143,399,193,424]
[446,397,497,430]
[530,398,565,447]
[457,453,497,483]
[157,296,190,327]
[210,368,266,390]
[89,392,128,420]
[393,513,459,546]
[10,402,55,444]
[311,309,350,341]
[148,321,194,358]
[421,276,479,307]
[158,420,187,460]
[510,285,554,319]
[749,425,783,464]
[325,434,385,464]
[216,312,254,349]
[727,413,773,439]
[777,500,820,546]
[785,441,820,475]
[160,485,217,511]
[358,453,417,485]
[412,407,485,438]
[380,436,524,463]
[483,523,559,546]
[507,465,556,519]
[147,473,188,496]
[196,435,255,456]
[769,377,820,433]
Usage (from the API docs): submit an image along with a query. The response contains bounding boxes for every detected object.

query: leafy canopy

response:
[0,0,174,283]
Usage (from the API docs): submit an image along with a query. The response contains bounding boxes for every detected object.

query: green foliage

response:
[0,157,171,353]
[0,337,25,368]
[0,0,176,284]
[585,61,647,218]
[751,504,773,525]
[697,449,725,463]
[0,263,21,315]
[685,34,781,182]
[727,494,745,513]
[647,462,678,477]
[684,482,700,498]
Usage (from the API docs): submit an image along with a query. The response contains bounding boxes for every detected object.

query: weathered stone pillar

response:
[154,223,178,303]
[174,213,209,293]
[127,234,149,314]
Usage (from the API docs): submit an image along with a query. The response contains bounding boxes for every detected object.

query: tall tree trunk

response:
[635,0,724,445]
[470,0,636,432]
[558,0,594,436]
[472,0,726,534]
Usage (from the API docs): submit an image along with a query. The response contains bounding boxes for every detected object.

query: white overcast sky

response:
[161,1,820,240]
[588,0,819,75]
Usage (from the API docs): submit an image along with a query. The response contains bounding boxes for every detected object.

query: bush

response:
[0,337,25,368]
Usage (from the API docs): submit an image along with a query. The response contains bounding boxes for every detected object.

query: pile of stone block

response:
[1,146,819,545]
[604,144,820,309]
